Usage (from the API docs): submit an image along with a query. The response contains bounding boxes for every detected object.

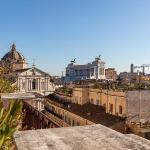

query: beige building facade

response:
[72,88,89,105]
[73,88,126,117]
[73,87,150,123]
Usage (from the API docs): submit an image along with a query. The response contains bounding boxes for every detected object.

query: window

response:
[32,79,36,90]
[109,104,113,113]
[80,97,81,103]
[96,100,99,105]
[103,104,106,111]
[91,68,94,76]
[119,105,123,114]
[72,120,75,126]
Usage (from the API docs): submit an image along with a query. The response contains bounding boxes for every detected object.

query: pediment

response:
[18,67,50,77]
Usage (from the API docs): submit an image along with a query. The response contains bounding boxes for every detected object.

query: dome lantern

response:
[11,43,16,52]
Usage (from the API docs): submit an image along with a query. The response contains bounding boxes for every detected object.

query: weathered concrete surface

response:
[1,93,36,109]
[14,124,150,150]
[1,93,35,100]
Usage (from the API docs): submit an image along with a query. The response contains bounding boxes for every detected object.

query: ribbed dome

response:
[1,44,26,63]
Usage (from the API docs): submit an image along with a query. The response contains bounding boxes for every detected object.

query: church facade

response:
[0,43,55,96]
[13,67,55,96]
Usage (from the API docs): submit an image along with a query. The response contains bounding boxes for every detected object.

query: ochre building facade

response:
[73,88,126,117]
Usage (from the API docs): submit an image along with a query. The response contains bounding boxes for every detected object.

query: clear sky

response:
[0,0,150,75]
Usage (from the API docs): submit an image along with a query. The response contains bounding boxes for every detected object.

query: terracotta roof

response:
[46,94,125,128]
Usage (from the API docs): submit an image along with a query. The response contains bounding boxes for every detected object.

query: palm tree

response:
[0,67,22,149]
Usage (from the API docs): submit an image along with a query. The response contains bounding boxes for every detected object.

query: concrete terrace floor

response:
[14,124,150,150]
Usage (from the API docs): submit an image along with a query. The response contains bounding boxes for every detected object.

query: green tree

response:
[0,68,22,149]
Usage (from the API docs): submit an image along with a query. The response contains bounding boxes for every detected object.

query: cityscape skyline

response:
[1,0,150,75]
[1,1,150,148]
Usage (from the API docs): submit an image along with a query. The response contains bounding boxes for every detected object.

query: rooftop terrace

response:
[14,124,150,150]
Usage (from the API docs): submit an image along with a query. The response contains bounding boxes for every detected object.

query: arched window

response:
[32,79,36,90]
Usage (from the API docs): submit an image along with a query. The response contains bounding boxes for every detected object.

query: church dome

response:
[1,44,26,63]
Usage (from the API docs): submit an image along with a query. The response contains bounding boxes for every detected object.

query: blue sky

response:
[0,0,150,75]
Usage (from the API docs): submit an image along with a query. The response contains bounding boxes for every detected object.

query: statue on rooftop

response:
[95,55,101,60]
[98,55,101,59]
[71,58,76,63]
